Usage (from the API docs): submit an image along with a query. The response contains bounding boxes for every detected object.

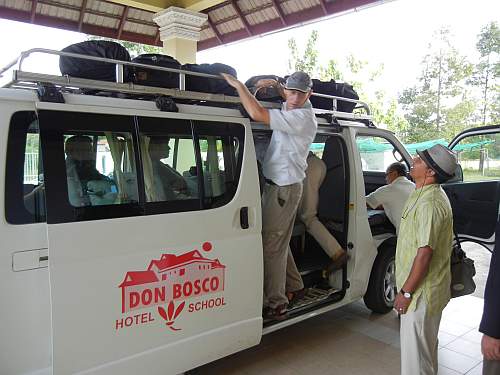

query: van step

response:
[287,287,339,312]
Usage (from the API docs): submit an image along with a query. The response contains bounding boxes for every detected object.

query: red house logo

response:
[119,245,226,314]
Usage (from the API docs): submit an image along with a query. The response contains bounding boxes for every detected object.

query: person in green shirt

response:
[394,144,458,375]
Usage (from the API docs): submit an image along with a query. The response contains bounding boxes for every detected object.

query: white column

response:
[153,6,208,64]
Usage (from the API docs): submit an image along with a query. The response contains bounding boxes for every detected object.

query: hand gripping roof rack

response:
[0,48,373,124]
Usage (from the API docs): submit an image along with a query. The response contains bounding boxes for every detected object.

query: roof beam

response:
[77,0,87,31]
[318,0,328,15]
[206,17,223,45]
[107,0,227,13]
[230,0,253,36]
[0,6,159,45]
[178,0,227,12]
[116,6,130,39]
[270,0,287,26]
[106,0,165,13]
[30,0,38,23]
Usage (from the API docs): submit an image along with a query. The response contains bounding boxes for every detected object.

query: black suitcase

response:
[309,79,359,113]
[182,63,237,96]
[59,40,132,82]
[132,54,181,89]
[245,75,285,102]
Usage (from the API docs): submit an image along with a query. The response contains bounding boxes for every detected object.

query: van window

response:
[63,132,139,207]
[356,135,404,172]
[452,133,500,182]
[140,133,197,202]
[5,111,46,224]
[38,110,143,223]
[138,118,244,213]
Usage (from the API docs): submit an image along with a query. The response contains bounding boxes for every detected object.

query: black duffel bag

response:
[132,54,181,89]
[182,63,237,96]
[309,79,359,113]
[245,75,285,102]
[59,40,132,82]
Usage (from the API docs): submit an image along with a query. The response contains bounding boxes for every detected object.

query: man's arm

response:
[221,73,270,124]
[366,186,385,210]
[394,246,433,313]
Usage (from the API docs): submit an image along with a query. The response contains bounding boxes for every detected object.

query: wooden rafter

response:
[154,30,160,45]
[77,0,87,32]
[230,0,253,37]
[270,0,287,26]
[116,5,129,40]
[318,0,328,15]
[30,0,38,23]
[207,17,223,45]
[33,0,157,28]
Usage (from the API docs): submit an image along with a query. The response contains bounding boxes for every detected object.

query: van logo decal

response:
[157,301,185,331]
[115,242,227,332]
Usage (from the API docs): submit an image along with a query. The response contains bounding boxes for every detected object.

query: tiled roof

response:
[0,0,383,51]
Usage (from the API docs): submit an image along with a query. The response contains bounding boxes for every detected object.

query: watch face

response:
[404,292,412,298]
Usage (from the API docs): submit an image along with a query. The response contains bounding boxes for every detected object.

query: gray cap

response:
[284,71,313,93]
[416,144,458,181]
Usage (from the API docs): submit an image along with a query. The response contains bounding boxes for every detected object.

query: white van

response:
[1,49,499,375]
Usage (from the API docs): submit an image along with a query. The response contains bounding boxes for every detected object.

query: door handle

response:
[240,207,249,229]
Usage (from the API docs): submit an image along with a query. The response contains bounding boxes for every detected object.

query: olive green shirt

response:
[396,184,453,315]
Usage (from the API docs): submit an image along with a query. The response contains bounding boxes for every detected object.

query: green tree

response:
[469,22,500,125]
[399,28,474,142]
[288,30,320,76]
[87,36,162,57]
[287,31,408,135]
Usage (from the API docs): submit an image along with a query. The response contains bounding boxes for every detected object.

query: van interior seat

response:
[318,136,346,223]
[317,136,347,245]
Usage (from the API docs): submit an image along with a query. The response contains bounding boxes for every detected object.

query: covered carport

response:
[0,0,383,62]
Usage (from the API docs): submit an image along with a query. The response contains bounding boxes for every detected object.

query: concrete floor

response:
[194,243,492,375]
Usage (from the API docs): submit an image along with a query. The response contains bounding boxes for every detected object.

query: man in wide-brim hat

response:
[394,144,458,375]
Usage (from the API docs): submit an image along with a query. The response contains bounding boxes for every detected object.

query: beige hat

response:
[416,144,458,181]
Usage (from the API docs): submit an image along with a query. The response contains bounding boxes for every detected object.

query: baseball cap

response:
[284,71,313,93]
[416,144,458,181]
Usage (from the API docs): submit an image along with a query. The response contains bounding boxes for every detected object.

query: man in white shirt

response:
[223,71,317,320]
[365,162,415,234]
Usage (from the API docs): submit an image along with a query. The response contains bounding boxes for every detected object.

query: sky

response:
[0,0,498,99]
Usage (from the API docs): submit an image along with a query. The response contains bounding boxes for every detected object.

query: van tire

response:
[363,246,396,314]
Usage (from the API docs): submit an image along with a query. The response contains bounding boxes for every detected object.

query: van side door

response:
[445,125,500,251]
[37,104,263,375]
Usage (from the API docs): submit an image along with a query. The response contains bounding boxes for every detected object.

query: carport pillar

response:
[153,7,208,64]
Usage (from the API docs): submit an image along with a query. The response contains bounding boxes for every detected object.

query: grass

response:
[463,168,500,182]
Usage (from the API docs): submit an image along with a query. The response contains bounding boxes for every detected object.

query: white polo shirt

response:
[262,101,317,186]
[366,176,415,234]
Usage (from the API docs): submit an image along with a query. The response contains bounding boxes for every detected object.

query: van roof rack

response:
[0,48,374,125]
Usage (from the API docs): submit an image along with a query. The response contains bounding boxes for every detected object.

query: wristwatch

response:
[400,289,412,299]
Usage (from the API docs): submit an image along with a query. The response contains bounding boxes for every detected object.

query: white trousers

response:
[400,297,443,375]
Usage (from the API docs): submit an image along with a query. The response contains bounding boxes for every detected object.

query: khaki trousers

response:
[400,296,443,375]
[298,155,343,259]
[483,359,500,375]
[262,182,304,308]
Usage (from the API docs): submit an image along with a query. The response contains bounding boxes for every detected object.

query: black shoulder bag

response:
[450,232,476,298]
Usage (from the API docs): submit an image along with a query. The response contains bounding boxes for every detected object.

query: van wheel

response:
[363,246,396,314]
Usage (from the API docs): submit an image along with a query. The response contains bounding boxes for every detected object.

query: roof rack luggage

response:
[0,48,374,125]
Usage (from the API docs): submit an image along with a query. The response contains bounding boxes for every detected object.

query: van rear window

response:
[5,111,46,224]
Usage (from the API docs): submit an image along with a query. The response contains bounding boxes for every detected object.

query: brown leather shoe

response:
[263,304,288,321]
